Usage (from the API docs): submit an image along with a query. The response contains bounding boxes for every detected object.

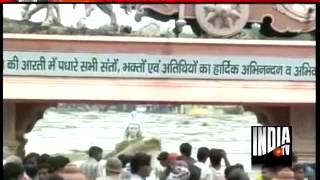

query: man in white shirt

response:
[129,153,152,180]
[80,146,104,180]
[194,147,212,180]
[209,149,230,180]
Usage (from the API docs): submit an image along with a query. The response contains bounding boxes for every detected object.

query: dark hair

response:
[225,165,241,177]
[24,153,40,178]
[179,143,192,157]
[118,154,133,168]
[55,156,70,169]
[157,151,169,161]
[25,152,40,159]
[89,146,103,158]
[47,156,69,173]
[23,152,40,164]
[234,163,244,170]
[3,162,25,180]
[130,153,151,174]
[225,165,248,180]
[293,164,304,172]
[209,149,223,167]
[25,165,38,178]
[48,175,64,180]
[197,147,209,162]
[38,154,51,164]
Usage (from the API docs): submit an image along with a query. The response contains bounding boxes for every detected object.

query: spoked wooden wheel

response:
[195,4,250,37]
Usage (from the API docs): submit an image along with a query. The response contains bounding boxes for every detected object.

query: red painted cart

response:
[124,4,315,37]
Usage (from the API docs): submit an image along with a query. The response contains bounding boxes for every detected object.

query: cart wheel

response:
[190,21,205,37]
[277,4,316,22]
[195,4,249,37]
[135,14,142,22]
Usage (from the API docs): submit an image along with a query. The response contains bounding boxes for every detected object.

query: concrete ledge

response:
[3,77,315,104]
[4,33,316,46]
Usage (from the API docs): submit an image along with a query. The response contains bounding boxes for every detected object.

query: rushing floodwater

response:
[25,107,262,172]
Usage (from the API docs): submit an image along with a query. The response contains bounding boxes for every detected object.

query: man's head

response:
[179,143,192,157]
[118,154,133,168]
[47,156,70,175]
[197,147,209,163]
[38,163,50,180]
[24,152,40,166]
[56,156,70,170]
[209,149,223,168]
[106,158,123,176]
[130,153,152,178]
[261,164,275,180]
[274,166,295,180]
[157,151,170,167]
[23,153,40,178]
[88,146,103,162]
[224,165,249,180]
[38,154,50,164]
[293,164,304,180]
[3,162,25,180]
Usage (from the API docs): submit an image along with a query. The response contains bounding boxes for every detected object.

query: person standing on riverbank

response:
[209,149,230,180]
[157,151,171,180]
[118,154,133,180]
[23,153,40,180]
[178,143,196,165]
[129,153,152,180]
[178,143,201,180]
[3,162,26,180]
[80,146,104,180]
[224,164,249,180]
[4,155,30,180]
[97,158,123,180]
[194,147,211,180]
[48,156,70,176]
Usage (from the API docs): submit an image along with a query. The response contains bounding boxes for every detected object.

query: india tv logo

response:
[251,126,292,167]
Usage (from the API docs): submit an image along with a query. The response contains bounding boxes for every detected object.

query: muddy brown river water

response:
[24,107,262,177]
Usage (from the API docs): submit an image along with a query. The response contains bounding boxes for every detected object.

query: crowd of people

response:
[3,143,316,180]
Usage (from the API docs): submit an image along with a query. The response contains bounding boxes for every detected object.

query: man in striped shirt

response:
[80,146,104,180]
